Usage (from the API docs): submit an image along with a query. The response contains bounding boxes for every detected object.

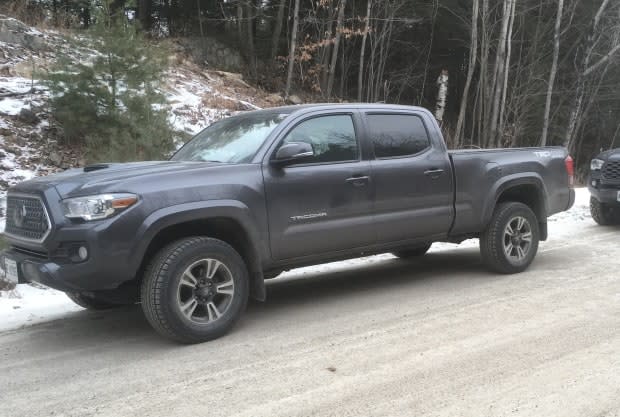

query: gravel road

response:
[1,222,619,417]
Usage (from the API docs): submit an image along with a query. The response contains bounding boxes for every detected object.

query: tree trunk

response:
[270,0,287,60]
[285,0,301,98]
[455,0,479,147]
[237,2,243,44]
[357,0,372,102]
[326,0,347,100]
[435,69,449,123]
[138,0,152,31]
[488,0,513,147]
[540,0,564,147]
[497,0,516,147]
[246,1,256,77]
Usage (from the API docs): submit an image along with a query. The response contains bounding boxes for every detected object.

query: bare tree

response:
[285,0,301,98]
[326,0,347,99]
[357,0,372,102]
[455,0,479,147]
[564,0,615,152]
[488,0,515,147]
[540,0,564,147]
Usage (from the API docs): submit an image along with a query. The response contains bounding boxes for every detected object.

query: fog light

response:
[78,246,88,261]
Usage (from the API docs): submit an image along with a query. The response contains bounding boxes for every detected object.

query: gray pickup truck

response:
[1,104,575,343]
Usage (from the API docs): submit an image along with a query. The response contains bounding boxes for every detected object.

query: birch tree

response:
[435,69,448,123]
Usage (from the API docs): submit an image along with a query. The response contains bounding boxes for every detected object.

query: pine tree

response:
[45,2,174,163]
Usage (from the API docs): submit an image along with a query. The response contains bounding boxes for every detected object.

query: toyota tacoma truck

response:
[0,104,575,343]
[588,148,620,225]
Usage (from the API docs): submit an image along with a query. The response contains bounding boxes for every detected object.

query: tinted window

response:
[280,115,358,163]
[367,114,431,158]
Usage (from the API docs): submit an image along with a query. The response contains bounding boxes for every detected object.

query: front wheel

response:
[480,202,540,274]
[141,237,249,343]
[590,197,619,225]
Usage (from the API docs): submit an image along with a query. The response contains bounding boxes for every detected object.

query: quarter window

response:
[367,114,431,158]
[280,115,358,164]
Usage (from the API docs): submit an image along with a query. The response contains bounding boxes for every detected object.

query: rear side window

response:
[280,115,358,164]
[367,114,431,158]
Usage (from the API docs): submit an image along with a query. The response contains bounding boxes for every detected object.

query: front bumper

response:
[588,182,620,205]
[0,247,122,292]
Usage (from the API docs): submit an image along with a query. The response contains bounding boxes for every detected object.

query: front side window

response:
[172,111,289,163]
[367,114,431,158]
[280,115,358,164]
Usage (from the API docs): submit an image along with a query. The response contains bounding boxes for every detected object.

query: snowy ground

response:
[0,188,593,333]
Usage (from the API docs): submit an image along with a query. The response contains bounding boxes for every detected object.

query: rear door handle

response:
[346,175,370,187]
[424,168,444,179]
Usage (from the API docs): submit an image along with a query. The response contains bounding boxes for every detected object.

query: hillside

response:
[0,16,283,231]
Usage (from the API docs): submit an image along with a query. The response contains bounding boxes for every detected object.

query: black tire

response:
[590,197,619,225]
[141,237,249,344]
[480,202,540,274]
[66,292,122,310]
[392,243,432,259]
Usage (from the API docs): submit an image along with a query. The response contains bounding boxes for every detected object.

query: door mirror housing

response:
[272,142,314,166]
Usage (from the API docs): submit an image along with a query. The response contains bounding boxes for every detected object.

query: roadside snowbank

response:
[0,188,593,332]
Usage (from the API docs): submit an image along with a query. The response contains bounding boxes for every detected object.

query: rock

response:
[49,152,62,166]
[265,93,284,105]
[0,17,46,51]
[287,95,303,105]
[18,108,39,125]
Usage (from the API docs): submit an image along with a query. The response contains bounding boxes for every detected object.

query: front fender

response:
[129,199,268,275]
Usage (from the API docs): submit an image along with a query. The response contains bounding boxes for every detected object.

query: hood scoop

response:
[83,163,110,172]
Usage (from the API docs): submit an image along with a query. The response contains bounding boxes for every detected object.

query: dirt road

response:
[1,222,619,417]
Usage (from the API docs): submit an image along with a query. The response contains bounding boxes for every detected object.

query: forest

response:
[3,0,620,179]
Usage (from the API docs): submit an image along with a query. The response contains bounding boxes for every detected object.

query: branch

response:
[584,43,620,76]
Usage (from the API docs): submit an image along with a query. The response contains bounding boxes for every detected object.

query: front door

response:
[263,113,375,261]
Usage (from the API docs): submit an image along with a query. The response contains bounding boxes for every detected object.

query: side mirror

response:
[272,142,314,166]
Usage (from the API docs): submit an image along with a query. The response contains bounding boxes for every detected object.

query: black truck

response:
[0,104,575,343]
[588,148,620,225]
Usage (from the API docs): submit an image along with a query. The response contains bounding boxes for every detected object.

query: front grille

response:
[602,161,620,181]
[5,195,51,242]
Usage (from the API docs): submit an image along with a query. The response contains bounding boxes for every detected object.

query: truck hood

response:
[13,161,226,198]
[596,148,620,161]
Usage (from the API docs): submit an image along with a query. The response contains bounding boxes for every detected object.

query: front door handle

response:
[346,175,370,187]
[424,168,444,179]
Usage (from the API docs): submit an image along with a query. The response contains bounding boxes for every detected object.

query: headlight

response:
[591,159,605,171]
[62,193,138,221]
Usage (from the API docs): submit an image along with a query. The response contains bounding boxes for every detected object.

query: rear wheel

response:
[590,197,619,225]
[392,243,432,259]
[480,202,540,274]
[66,292,123,310]
[141,237,249,344]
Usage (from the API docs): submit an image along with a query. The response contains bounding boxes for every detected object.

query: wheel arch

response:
[131,201,267,301]
[483,175,549,240]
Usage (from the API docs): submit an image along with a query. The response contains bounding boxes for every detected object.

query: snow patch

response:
[0,284,83,332]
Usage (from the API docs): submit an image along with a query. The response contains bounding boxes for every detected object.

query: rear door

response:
[364,111,454,243]
[263,112,375,260]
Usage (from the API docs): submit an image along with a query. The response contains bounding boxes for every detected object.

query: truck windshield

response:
[171,111,289,163]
